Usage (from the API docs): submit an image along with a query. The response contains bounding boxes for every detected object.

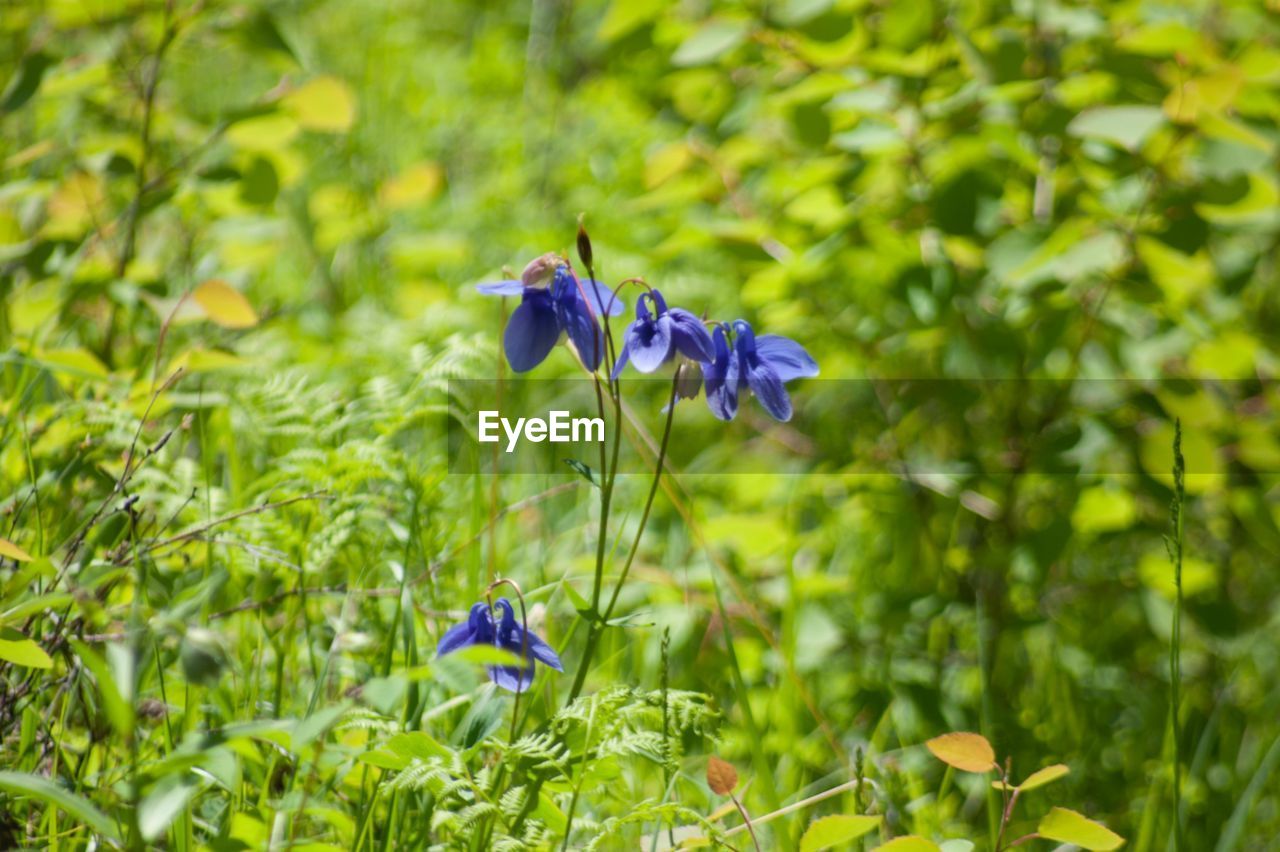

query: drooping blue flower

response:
[701,323,740,421]
[611,289,715,379]
[698,319,818,422]
[437,599,564,692]
[477,256,624,373]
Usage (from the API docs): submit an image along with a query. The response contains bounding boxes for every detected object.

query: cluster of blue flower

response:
[476,253,818,423]
[443,249,819,690]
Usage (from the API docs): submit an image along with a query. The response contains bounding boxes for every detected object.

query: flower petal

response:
[579,278,626,317]
[610,341,632,380]
[627,315,673,373]
[669,309,715,362]
[557,295,606,371]
[523,632,564,671]
[705,377,738,420]
[436,621,475,657]
[755,335,819,382]
[476,280,526,296]
[745,362,793,421]
[489,665,535,692]
[504,295,561,372]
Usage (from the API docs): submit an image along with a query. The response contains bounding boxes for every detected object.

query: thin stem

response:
[567,368,680,702]
[602,369,681,624]
[722,778,875,837]
[1170,418,1185,852]
[485,578,529,744]
[730,794,762,852]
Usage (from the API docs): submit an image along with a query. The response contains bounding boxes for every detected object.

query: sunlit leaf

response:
[672,20,750,66]
[0,628,52,669]
[1038,807,1125,850]
[799,815,880,852]
[1068,105,1164,150]
[193,280,259,329]
[284,75,356,133]
[925,732,996,772]
[0,538,33,562]
[1018,763,1070,791]
[380,162,444,210]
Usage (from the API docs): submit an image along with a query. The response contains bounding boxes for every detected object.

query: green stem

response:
[1170,419,1185,852]
[568,369,680,703]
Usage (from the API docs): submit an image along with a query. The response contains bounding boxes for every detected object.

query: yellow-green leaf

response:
[0,628,52,669]
[1038,807,1125,850]
[875,837,941,851]
[1018,763,1070,791]
[194,280,259,329]
[925,732,997,772]
[284,75,356,133]
[0,537,33,562]
[800,815,881,852]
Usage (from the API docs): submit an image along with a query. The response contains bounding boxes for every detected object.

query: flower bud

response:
[576,215,593,271]
[675,359,703,400]
[521,252,562,288]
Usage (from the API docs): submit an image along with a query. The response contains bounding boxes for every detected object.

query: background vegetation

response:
[2,0,1279,848]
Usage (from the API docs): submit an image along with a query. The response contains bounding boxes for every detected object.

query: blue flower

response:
[699,319,818,422]
[701,323,740,421]
[477,256,624,373]
[437,599,564,692]
[612,288,715,379]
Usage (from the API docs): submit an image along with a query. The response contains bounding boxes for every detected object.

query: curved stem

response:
[485,577,528,743]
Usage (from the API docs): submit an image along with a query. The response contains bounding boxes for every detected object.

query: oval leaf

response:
[0,771,121,841]
[1019,763,1070,791]
[800,815,881,852]
[0,537,33,562]
[925,732,997,773]
[284,75,356,133]
[706,755,738,795]
[1038,807,1125,850]
[875,837,941,852]
[194,280,259,329]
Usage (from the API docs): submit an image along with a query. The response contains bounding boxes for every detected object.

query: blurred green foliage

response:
[3,0,1280,848]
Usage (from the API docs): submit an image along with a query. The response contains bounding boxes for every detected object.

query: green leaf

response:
[1068,105,1164,150]
[1,52,54,114]
[1018,763,1070,791]
[0,771,121,841]
[875,837,941,851]
[385,731,449,762]
[1037,807,1125,850]
[598,0,666,41]
[800,815,881,852]
[138,775,200,841]
[672,21,750,67]
[0,628,52,669]
[563,458,600,487]
[71,640,134,737]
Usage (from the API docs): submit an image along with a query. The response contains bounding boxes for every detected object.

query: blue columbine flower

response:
[612,289,715,379]
[699,319,818,422]
[477,256,624,373]
[437,599,564,692]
